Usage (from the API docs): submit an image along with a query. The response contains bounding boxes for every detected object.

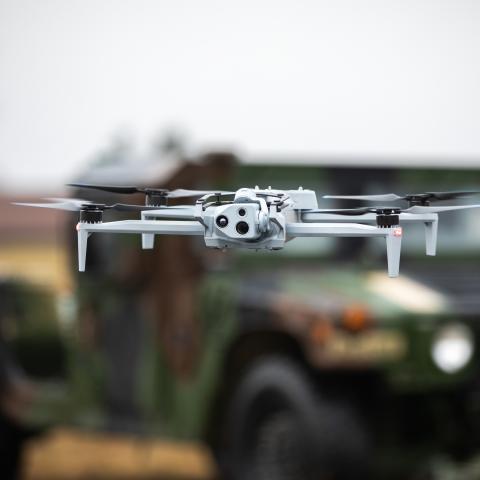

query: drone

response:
[16,185,480,278]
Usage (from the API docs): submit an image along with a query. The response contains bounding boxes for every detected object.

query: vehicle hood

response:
[238,266,451,319]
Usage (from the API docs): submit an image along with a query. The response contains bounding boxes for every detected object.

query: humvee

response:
[3,153,480,479]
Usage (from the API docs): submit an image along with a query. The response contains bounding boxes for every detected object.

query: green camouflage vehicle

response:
[4,154,480,479]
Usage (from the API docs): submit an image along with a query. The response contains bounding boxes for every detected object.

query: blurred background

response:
[1,1,480,479]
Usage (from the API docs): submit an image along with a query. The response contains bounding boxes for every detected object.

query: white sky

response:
[1,0,480,191]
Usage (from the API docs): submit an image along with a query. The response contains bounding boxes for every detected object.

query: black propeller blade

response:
[308,204,480,215]
[323,190,480,205]
[68,183,233,199]
[14,198,188,212]
[68,184,144,194]
[111,203,178,212]
[307,207,400,216]
[422,191,480,201]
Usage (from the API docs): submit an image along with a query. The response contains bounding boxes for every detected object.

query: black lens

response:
[236,221,249,235]
[238,208,246,217]
[216,215,228,228]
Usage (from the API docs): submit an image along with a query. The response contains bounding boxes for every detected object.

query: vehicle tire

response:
[0,414,25,480]
[0,414,45,480]
[219,356,371,480]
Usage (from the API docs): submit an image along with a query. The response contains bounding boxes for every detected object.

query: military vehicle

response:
[3,152,480,479]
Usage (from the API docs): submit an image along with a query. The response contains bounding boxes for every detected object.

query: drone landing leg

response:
[140,212,154,249]
[77,229,91,272]
[386,233,402,278]
[76,220,204,271]
[142,233,155,249]
[424,219,438,256]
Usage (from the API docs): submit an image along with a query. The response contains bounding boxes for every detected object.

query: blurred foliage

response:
[0,279,65,378]
[397,169,480,190]
[0,280,58,336]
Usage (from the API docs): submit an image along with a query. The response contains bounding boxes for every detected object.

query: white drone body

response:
[18,185,480,278]
[79,187,434,278]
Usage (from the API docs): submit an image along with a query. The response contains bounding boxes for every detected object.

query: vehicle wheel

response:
[0,414,25,480]
[0,414,45,480]
[219,356,371,480]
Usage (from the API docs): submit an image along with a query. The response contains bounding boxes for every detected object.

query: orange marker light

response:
[342,305,370,332]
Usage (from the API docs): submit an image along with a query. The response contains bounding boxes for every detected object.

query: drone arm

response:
[286,222,403,277]
[76,220,204,272]
[140,208,196,249]
[301,211,439,257]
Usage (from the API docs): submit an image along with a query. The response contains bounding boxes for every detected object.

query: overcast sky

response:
[1,0,479,191]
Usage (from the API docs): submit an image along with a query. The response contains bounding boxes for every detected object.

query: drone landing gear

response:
[142,233,155,250]
[386,231,402,278]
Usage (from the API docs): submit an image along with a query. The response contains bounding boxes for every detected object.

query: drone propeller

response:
[323,190,480,205]
[407,204,480,214]
[307,206,396,216]
[68,183,233,200]
[14,198,187,213]
[14,199,94,211]
[308,204,480,216]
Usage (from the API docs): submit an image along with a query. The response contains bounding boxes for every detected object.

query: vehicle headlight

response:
[431,323,474,374]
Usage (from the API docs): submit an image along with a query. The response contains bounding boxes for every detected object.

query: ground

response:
[22,428,480,479]
[23,429,217,480]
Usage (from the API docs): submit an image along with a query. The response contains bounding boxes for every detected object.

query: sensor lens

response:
[238,208,246,217]
[216,215,228,228]
[236,221,249,235]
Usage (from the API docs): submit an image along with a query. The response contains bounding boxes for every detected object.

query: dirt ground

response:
[22,428,480,480]
[22,428,217,480]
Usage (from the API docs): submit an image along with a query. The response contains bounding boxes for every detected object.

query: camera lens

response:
[236,221,249,235]
[238,208,246,217]
[216,215,228,228]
